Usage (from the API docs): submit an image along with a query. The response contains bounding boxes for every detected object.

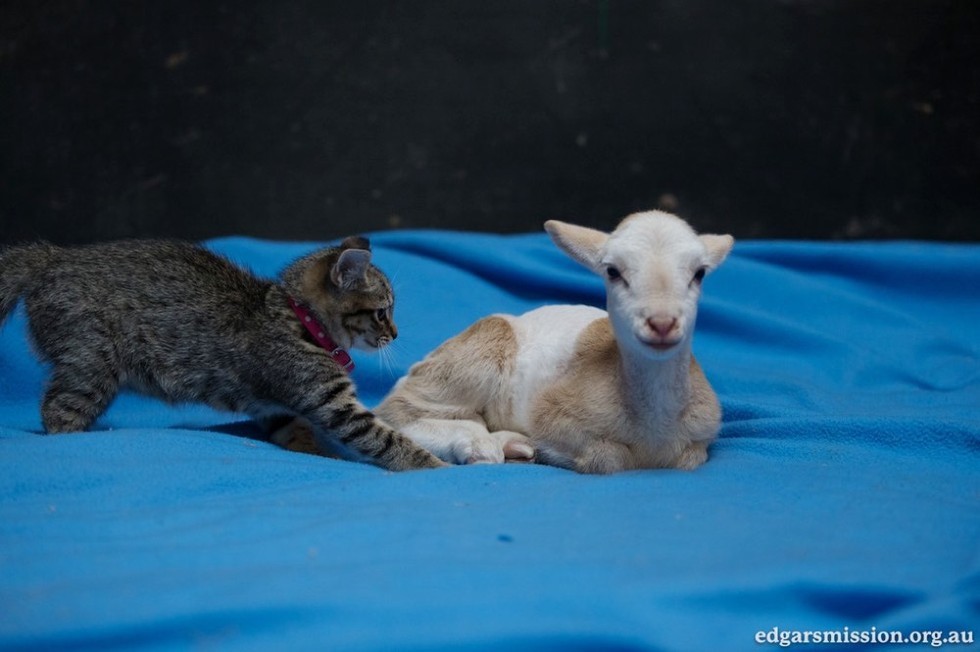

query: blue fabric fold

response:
[1,232,977,651]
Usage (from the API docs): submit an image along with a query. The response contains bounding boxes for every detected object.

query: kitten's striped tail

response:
[0,243,56,327]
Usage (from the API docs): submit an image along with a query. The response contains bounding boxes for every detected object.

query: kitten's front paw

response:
[464,431,534,465]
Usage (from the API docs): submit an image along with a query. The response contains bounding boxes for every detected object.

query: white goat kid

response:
[376,211,734,473]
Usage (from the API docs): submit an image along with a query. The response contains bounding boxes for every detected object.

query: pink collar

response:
[287,297,355,372]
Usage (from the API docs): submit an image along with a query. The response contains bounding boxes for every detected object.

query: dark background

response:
[2,1,978,245]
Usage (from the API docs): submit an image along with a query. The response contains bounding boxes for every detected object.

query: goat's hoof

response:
[502,435,535,462]
[465,431,534,465]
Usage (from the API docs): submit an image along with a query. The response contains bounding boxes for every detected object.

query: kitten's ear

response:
[341,235,371,251]
[544,220,608,272]
[330,248,372,289]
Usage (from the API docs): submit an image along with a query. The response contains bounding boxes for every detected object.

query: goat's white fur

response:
[376,210,733,473]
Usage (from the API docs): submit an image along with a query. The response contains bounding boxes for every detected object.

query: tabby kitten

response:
[0,236,444,471]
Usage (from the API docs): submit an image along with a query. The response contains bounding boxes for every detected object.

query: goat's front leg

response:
[400,418,534,465]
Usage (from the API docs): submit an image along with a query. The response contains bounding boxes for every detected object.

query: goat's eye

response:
[606,266,622,281]
[692,267,707,285]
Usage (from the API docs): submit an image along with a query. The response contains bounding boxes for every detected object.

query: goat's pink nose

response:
[647,317,678,338]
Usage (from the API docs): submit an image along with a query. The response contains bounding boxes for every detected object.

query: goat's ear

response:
[544,220,608,271]
[699,234,735,270]
[330,248,372,289]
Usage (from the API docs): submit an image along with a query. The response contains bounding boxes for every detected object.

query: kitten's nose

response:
[390,324,398,340]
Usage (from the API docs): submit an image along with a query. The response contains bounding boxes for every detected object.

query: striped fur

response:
[0,237,444,471]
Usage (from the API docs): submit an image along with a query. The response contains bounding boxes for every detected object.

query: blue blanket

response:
[1,232,977,651]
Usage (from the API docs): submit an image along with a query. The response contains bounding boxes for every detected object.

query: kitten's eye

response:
[376,308,387,321]
[692,267,707,285]
[606,266,622,281]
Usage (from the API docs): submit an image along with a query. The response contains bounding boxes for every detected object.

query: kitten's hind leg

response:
[41,362,119,433]
[259,415,321,455]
